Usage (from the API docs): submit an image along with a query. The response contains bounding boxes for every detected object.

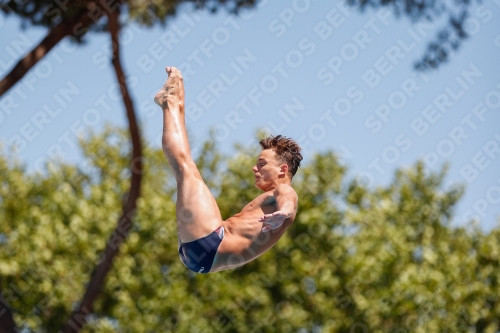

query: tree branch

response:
[0,2,105,98]
[60,4,143,333]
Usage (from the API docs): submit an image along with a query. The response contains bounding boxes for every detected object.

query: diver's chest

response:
[243,195,277,214]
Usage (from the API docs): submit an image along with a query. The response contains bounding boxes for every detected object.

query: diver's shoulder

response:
[275,183,297,194]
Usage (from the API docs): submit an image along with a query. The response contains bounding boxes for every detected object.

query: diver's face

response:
[252,149,284,191]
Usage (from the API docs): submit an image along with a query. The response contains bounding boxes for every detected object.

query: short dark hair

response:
[259,135,303,177]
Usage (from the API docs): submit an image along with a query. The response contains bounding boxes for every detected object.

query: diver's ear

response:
[279,164,288,177]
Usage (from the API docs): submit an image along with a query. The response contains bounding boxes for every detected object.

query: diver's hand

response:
[258,210,291,232]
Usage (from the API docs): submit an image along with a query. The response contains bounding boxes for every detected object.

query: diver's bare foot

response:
[154,67,183,110]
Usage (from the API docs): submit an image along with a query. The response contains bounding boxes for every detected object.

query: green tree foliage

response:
[346,0,482,70]
[1,126,499,332]
[0,0,257,42]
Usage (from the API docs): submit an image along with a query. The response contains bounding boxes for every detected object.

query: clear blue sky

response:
[1,1,499,230]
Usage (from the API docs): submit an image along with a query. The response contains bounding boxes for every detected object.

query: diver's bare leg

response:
[155,67,223,242]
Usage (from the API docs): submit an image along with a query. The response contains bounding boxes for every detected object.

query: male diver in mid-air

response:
[154,67,303,273]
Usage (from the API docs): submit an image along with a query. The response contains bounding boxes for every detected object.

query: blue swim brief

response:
[178,226,224,274]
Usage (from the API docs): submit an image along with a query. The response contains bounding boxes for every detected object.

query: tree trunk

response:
[0,2,105,97]
[60,4,143,333]
[0,291,17,333]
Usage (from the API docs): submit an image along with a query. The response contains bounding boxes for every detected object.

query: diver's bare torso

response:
[211,190,297,272]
